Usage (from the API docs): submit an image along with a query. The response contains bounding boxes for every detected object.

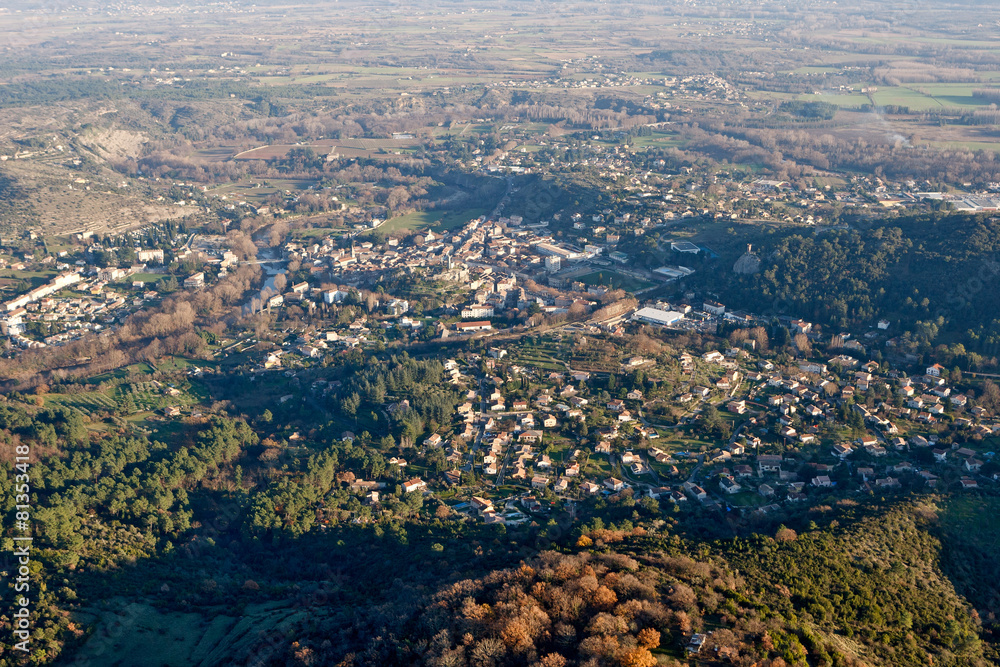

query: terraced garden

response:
[44,391,117,416]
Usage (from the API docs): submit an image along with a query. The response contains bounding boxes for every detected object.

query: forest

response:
[3,382,993,666]
[228,503,992,666]
[699,213,1000,357]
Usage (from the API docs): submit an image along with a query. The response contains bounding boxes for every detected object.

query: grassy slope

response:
[379,207,489,234]
[937,496,1000,634]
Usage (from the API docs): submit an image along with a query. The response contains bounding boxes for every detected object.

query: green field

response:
[628,130,682,148]
[129,272,167,284]
[926,140,1000,153]
[380,208,489,235]
[726,490,768,507]
[576,270,654,293]
[872,85,989,111]
[793,92,870,108]
[207,179,317,203]
[44,391,117,416]
[72,601,312,667]
[44,371,205,416]
[290,226,342,240]
[511,348,565,371]
[751,82,990,112]
[88,362,158,383]
[0,269,59,287]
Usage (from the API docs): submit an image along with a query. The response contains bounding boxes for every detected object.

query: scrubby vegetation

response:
[701,213,1000,353]
[229,504,990,667]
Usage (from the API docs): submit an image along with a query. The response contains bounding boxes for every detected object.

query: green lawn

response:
[725,490,767,507]
[584,455,615,479]
[155,356,213,373]
[629,131,682,148]
[510,342,566,371]
[576,270,654,293]
[129,272,167,284]
[380,208,489,235]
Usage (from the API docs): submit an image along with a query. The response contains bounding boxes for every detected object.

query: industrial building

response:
[632,307,685,326]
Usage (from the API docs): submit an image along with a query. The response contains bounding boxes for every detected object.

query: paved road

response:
[488,176,514,220]
[470,376,488,471]
[685,454,705,484]
[495,437,516,486]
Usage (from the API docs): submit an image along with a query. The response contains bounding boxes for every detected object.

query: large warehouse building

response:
[632,307,685,327]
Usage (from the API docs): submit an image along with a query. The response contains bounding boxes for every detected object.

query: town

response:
[4,0,1000,662]
[3,203,999,533]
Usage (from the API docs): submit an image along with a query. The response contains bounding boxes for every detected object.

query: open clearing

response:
[71,600,315,667]
[379,207,489,235]
[576,270,654,293]
[233,137,421,161]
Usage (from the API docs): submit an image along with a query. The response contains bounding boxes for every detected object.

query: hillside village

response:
[8,1,1000,664]
[3,209,1000,532]
[380,333,1000,528]
[2,95,1000,551]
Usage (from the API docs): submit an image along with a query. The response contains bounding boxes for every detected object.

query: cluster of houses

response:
[416,333,1000,525]
[282,219,570,284]
[276,219,611,324]
[685,359,1000,513]
[0,223,200,348]
[425,362,672,523]
[0,268,173,347]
